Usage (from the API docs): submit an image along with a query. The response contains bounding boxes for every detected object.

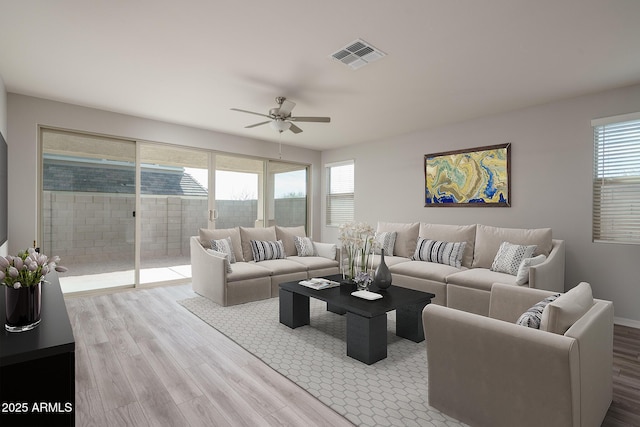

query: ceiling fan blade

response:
[230,108,271,119]
[245,121,270,129]
[289,123,303,134]
[289,116,331,123]
[277,99,296,117]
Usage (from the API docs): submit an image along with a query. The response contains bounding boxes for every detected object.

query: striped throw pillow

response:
[516,294,561,329]
[412,238,466,268]
[250,240,286,262]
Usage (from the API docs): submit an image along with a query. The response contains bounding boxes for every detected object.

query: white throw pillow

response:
[294,236,316,257]
[490,242,537,276]
[314,242,337,260]
[206,249,233,273]
[515,254,547,285]
[540,282,594,334]
[374,231,397,255]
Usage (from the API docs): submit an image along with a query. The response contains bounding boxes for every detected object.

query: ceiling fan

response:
[231,96,331,134]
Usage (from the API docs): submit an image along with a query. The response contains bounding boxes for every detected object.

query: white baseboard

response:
[614,316,640,329]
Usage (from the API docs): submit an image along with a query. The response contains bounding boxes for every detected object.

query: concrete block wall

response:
[42,192,306,265]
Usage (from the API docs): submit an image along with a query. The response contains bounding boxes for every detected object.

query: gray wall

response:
[322,83,640,326]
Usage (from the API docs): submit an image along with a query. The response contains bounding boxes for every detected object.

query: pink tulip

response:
[13,257,23,270]
[0,256,8,268]
[13,282,21,289]
[8,266,18,278]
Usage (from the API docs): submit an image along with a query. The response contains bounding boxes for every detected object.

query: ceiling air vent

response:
[330,39,386,70]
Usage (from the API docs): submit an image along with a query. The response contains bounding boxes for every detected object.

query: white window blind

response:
[326,161,354,226]
[593,114,640,244]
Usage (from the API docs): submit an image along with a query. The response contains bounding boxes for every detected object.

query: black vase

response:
[5,282,42,332]
[373,248,392,290]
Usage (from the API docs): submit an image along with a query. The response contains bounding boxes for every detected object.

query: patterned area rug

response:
[178,296,466,427]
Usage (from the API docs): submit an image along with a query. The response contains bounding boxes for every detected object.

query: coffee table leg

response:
[396,301,430,342]
[279,289,310,328]
[327,303,346,315]
[347,312,387,364]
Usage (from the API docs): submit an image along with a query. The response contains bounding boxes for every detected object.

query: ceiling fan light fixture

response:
[270,119,291,133]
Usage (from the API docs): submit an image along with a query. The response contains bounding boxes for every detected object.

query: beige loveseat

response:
[367,222,565,315]
[190,226,339,306]
[423,282,613,427]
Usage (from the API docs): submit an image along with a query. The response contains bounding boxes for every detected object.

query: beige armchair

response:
[422,283,613,427]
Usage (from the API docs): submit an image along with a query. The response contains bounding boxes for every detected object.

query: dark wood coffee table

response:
[279,274,434,364]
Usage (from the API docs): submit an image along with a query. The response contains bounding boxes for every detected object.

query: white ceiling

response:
[1,0,639,150]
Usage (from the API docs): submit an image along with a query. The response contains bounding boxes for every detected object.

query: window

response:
[592,112,640,244]
[326,160,354,226]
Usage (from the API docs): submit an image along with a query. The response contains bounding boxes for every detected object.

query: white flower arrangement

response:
[0,248,67,289]
[338,221,378,280]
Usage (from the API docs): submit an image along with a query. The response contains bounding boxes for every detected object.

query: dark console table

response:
[0,273,75,427]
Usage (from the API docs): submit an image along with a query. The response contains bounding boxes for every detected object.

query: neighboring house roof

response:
[43,161,208,196]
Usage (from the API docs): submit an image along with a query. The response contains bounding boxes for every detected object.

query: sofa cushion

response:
[490,242,537,275]
[445,268,518,292]
[515,254,547,285]
[199,227,244,262]
[226,262,272,282]
[419,223,477,268]
[240,226,277,261]
[412,238,466,268]
[472,225,552,269]
[288,256,339,270]
[516,293,561,329]
[294,236,316,256]
[540,282,594,334]
[206,249,233,273]
[247,259,308,275]
[314,242,337,260]
[250,240,286,262]
[374,231,397,255]
[376,222,419,258]
[210,237,237,264]
[389,260,463,283]
[275,225,306,257]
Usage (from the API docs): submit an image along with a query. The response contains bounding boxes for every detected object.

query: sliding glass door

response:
[213,154,264,229]
[269,161,309,231]
[41,129,310,293]
[41,128,136,293]
[139,143,209,285]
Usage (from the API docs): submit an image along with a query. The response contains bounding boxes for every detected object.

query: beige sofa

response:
[367,222,565,315]
[422,282,614,427]
[190,226,339,306]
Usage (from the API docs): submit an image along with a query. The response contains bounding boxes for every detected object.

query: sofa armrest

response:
[488,283,558,322]
[565,300,614,427]
[423,304,580,427]
[190,236,227,305]
[529,239,565,292]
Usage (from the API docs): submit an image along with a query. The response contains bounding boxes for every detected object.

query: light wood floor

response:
[66,284,639,427]
[66,284,354,426]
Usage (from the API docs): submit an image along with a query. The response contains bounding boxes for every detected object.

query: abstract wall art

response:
[424,143,510,207]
